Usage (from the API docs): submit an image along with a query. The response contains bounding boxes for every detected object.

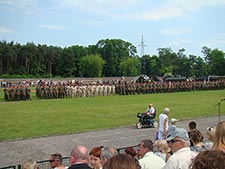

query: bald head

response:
[70,145,89,165]
[164,107,170,114]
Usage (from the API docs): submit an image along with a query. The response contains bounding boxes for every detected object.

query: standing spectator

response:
[103,154,138,169]
[153,139,171,162]
[204,126,216,149]
[163,128,197,169]
[89,147,102,169]
[69,145,91,169]
[49,153,68,169]
[213,121,225,152]
[100,147,118,167]
[189,149,225,169]
[167,118,178,136]
[137,139,165,169]
[23,160,39,169]
[189,129,207,152]
[158,108,170,140]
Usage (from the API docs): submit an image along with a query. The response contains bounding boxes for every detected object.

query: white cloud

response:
[0,26,14,34]
[57,0,225,21]
[161,29,190,35]
[82,20,102,26]
[38,24,68,30]
[204,32,225,47]
[0,0,36,14]
[132,0,225,21]
[0,0,50,17]
[58,0,138,9]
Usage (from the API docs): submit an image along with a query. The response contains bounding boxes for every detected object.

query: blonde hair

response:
[213,121,225,151]
[206,126,216,141]
[23,160,39,169]
[154,140,169,153]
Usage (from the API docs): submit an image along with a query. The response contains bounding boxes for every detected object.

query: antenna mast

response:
[139,34,147,57]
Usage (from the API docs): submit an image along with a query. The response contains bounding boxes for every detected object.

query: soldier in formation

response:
[115,79,225,95]
[35,84,116,99]
[3,86,31,101]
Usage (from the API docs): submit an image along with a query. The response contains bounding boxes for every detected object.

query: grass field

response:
[0,89,225,141]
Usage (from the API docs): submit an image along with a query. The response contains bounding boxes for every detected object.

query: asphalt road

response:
[0,115,224,167]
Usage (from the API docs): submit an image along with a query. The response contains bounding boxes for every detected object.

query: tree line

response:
[0,39,225,78]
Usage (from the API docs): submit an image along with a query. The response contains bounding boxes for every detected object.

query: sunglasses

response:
[207,126,215,131]
[167,139,182,144]
[49,160,55,163]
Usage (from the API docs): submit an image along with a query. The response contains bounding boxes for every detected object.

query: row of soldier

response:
[115,80,225,95]
[2,79,225,101]
[3,86,31,101]
[35,84,116,99]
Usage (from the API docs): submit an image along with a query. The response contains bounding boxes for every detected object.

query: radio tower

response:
[139,34,147,57]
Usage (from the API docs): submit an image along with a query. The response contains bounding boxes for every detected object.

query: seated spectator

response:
[189,129,207,152]
[49,153,68,169]
[100,147,118,167]
[204,126,216,149]
[153,139,171,162]
[188,121,204,146]
[163,128,197,169]
[213,121,225,152]
[124,147,140,169]
[188,121,197,131]
[89,147,102,169]
[69,145,91,169]
[146,104,156,119]
[137,139,165,169]
[124,147,136,158]
[23,160,39,169]
[189,149,225,169]
[103,154,138,169]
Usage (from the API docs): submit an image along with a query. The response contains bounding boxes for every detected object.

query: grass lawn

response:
[0,89,224,141]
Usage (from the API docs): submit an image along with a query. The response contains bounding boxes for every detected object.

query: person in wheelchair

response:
[142,104,156,124]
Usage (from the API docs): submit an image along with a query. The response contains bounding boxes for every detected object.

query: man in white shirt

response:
[158,107,169,140]
[142,104,156,124]
[146,104,155,117]
[137,139,165,169]
[163,128,197,169]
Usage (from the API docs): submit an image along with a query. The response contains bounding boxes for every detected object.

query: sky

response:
[0,0,225,57]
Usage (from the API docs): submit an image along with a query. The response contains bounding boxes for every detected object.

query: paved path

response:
[0,115,224,167]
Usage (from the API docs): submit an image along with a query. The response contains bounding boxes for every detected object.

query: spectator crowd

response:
[21,107,225,169]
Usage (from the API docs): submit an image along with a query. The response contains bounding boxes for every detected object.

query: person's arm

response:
[163,117,168,138]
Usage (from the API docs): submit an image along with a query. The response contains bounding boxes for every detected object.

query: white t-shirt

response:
[162,147,197,169]
[146,107,155,115]
[139,152,166,169]
[158,113,168,132]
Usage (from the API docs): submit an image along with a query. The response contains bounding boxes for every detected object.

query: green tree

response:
[96,39,137,76]
[70,45,89,77]
[120,57,140,76]
[36,44,48,77]
[140,55,161,76]
[55,47,75,77]
[173,49,191,77]
[188,55,208,77]
[80,54,105,77]
[202,46,225,75]
[157,48,177,76]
